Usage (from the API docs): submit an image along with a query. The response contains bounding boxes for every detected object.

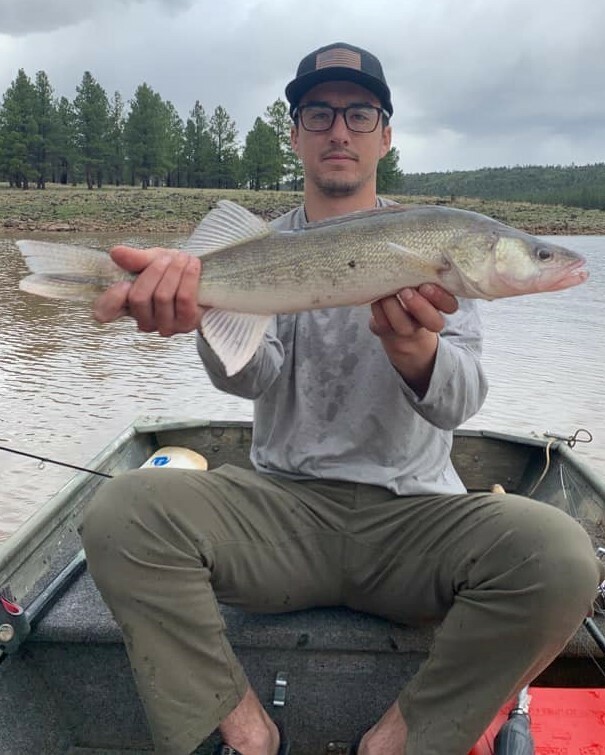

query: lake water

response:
[0,232,604,540]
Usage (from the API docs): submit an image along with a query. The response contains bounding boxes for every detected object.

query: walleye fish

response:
[16,200,587,376]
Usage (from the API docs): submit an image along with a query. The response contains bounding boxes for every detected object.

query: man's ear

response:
[379,124,392,159]
[290,124,300,156]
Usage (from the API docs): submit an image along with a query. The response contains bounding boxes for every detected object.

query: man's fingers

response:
[93,281,132,323]
[370,297,414,337]
[397,288,446,333]
[152,253,191,335]
[127,255,174,332]
[93,248,202,335]
[174,257,203,330]
[417,284,458,315]
[369,300,393,336]
[110,245,180,273]
[370,284,458,340]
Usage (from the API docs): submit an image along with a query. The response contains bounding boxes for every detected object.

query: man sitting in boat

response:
[83,42,604,755]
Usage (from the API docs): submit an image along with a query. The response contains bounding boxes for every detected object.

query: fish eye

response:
[536,247,553,262]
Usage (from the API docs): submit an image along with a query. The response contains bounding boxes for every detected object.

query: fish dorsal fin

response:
[184,200,271,257]
[201,308,272,376]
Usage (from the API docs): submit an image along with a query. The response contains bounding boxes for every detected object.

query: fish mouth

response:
[540,257,588,292]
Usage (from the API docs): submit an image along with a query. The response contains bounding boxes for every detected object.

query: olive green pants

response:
[81,464,603,755]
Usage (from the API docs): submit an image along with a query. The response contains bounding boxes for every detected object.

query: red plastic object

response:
[469,687,605,754]
[0,595,22,615]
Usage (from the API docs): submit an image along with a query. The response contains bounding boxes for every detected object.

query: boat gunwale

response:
[0,423,138,595]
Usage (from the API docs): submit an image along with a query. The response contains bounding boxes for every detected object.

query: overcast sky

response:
[0,0,603,173]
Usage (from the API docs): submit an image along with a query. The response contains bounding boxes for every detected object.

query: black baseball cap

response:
[285,42,393,118]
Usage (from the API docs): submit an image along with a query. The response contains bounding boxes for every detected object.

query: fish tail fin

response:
[184,200,272,256]
[16,240,129,302]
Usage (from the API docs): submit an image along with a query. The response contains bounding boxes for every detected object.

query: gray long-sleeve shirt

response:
[197,201,488,495]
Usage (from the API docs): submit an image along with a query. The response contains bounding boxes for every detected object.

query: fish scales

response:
[197,206,474,314]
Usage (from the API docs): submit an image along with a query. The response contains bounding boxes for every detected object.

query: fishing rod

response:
[0,444,113,479]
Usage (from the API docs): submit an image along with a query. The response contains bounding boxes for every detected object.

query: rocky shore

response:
[2,185,605,236]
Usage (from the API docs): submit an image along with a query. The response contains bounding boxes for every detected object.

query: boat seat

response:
[30,569,435,653]
[1,567,435,754]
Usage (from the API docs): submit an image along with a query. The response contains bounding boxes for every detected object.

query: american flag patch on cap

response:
[315,48,362,71]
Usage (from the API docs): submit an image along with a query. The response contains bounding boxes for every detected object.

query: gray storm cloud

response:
[0,0,195,35]
[0,0,603,172]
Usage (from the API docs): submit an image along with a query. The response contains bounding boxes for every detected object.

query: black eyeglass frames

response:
[294,105,387,133]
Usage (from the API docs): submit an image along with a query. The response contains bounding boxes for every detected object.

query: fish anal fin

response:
[201,309,271,376]
[185,200,271,257]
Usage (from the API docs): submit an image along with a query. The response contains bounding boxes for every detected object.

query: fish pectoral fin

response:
[439,249,489,298]
[201,309,272,377]
[185,200,271,257]
[386,242,448,277]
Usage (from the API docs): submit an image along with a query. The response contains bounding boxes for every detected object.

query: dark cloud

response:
[384,1,605,138]
[0,0,603,172]
[0,0,194,36]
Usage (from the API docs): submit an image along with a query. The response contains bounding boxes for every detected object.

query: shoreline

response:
[2,185,605,236]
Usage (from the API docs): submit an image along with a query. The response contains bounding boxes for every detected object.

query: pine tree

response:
[163,101,184,187]
[183,101,214,188]
[209,105,239,189]
[33,70,57,189]
[0,69,37,188]
[107,92,125,186]
[242,117,282,190]
[55,97,80,184]
[264,98,298,190]
[124,83,171,188]
[377,146,403,193]
[73,71,111,189]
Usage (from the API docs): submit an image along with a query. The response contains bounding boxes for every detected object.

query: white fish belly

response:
[197,268,428,314]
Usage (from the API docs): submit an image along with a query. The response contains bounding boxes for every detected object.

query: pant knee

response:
[536,511,599,602]
[81,469,172,580]
[466,497,600,626]
[500,499,601,628]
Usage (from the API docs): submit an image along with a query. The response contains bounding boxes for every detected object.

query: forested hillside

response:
[400,164,605,211]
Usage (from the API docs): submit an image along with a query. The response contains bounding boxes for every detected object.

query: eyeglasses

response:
[295,105,387,133]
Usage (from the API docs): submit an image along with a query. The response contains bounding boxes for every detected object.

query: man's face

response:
[291,80,392,198]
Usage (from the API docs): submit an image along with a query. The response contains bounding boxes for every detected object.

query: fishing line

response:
[0,445,113,479]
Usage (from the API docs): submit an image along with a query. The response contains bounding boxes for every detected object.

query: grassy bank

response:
[2,184,605,235]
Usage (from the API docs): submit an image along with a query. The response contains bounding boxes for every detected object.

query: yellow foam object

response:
[141,447,209,471]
